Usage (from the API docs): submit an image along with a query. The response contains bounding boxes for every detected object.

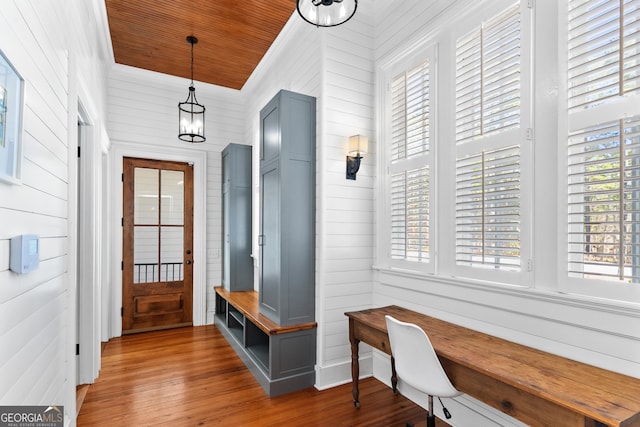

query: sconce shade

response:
[178,35,206,143]
[349,134,368,155]
[346,134,367,180]
[296,0,357,27]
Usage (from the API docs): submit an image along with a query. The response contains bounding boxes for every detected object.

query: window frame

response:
[558,0,640,303]
[449,0,534,286]
[377,0,533,287]
[376,0,640,304]
[380,45,438,274]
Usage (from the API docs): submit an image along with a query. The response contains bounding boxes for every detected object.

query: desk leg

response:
[349,319,360,408]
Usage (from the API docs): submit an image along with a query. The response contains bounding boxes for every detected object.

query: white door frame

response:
[108,142,208,337]
[73,79,106,385]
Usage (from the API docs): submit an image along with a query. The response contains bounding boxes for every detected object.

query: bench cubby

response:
[214,287,317,397]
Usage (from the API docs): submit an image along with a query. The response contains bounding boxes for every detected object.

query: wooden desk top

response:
[345,305,640,427]
[215,286,317,335]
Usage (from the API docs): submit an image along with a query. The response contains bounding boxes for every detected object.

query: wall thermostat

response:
[10,234,40,274]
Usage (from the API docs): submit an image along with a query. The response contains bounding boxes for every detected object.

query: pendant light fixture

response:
[296,0,357,27]
[178,35,205,143]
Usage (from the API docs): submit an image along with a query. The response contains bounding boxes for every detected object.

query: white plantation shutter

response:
[456,3,521,144]
[391,168,430,262]
[389,58,433,266]
[568,117,640,281]
[456,28,483,142]
[568,0,640,113]
[455,1,527,275]
[567,0,640,284]
[391,61,430,161]
[456,146,521,270]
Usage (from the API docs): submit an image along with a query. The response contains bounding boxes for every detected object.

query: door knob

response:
[186,260,192,265]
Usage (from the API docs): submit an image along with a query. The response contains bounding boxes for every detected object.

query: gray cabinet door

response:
[259,90,316,326]
[261,100,280,163]
[260,162,280,313]
[222,181,231,287]
[222,143,253,291]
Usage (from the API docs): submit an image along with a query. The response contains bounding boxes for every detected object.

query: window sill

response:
[372,265,640,315]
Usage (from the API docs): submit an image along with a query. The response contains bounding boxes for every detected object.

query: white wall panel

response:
[0,0,109,424]
[107,63,245,328]
[107,66,243,148]
[239,3,375,389]
[374,0,455,63]
[319,5,375,382]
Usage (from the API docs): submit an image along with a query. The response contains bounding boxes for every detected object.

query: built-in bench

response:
[214,286,317,397]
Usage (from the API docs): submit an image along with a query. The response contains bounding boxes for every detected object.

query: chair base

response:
[406,394,437,427]
[405,412,436,427]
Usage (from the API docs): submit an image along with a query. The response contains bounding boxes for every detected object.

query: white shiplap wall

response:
[0,0,109,424]
[316,5,376,387]
[241,3,376,389]
[106,64,245,328]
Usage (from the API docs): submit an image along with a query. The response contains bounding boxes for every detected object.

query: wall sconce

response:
[346,134,367,180]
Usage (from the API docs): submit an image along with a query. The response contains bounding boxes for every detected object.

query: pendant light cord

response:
[190,39,194,86]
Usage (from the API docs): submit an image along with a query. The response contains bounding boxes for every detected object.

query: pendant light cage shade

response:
[296,0,357,27]
[178,86,206,143]
[178,35,206,143]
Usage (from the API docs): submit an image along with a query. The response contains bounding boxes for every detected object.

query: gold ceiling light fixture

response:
[296,0,357,27]
[178,35,206,143]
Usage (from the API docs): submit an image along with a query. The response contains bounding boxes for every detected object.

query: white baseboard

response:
[314,354,373,391]
[206,310,215,325]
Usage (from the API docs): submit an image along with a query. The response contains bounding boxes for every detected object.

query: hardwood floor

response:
[77,325,449,427]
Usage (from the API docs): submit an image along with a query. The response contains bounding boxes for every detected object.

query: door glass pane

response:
[134,226,159,283]
[161,170,184,225]
[161,226,184,282]
[134,168,159,225]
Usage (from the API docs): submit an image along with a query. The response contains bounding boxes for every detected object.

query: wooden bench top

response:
[215,286,317,335]
[345,305,640,427]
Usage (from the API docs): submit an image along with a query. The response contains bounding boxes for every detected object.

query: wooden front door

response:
[122,157,194,333]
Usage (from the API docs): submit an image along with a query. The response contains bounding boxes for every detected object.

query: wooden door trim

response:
[109,143,207,339]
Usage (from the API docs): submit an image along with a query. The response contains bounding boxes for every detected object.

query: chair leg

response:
[407,395,435,427]
[427,395,436,427]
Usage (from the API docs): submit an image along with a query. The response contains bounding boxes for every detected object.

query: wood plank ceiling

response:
[104,0,297,90]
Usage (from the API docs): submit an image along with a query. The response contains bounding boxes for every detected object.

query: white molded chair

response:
[385,315,462,427]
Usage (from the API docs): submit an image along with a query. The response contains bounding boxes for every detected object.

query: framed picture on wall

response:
[0,49,24,184]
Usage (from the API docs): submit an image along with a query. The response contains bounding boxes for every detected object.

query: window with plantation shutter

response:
[567,0,640,284]
[391,168,430,262]
[389,58,433,267]
[455,3,522,144]
[456,146,521,271]
[454,1,529,277]
[567,0,639,113]
[568,116,640,281]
